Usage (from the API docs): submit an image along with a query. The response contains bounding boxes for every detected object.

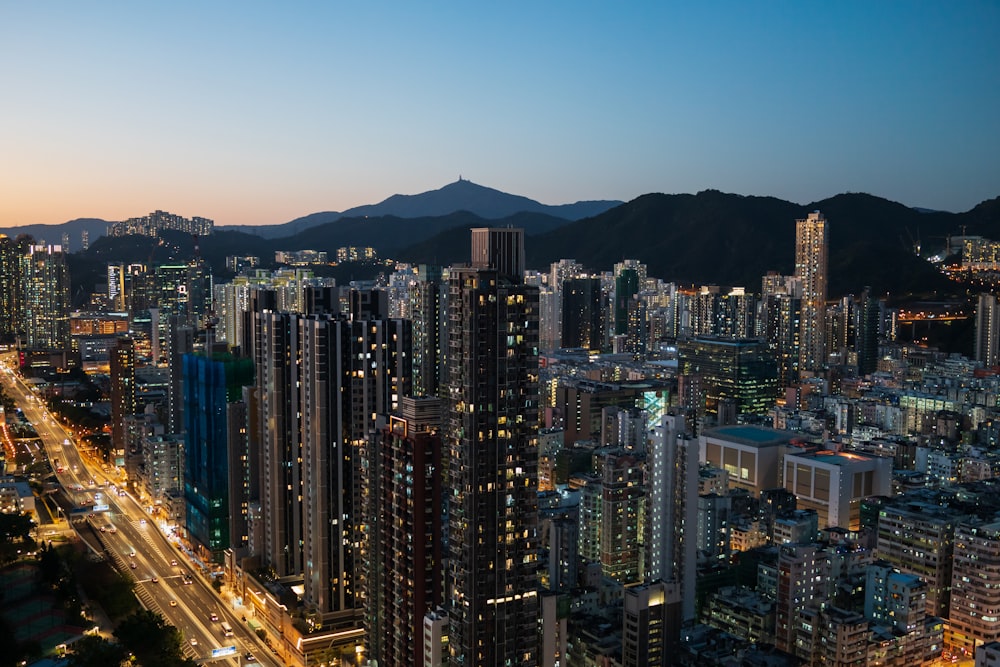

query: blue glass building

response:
[183,351,253,560]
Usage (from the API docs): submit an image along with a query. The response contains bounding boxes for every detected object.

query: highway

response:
[0,359,274,666]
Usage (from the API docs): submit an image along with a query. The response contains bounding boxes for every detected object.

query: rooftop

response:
[703,425,795,448]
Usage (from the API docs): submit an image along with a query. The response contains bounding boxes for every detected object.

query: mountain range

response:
[65,186,1000,306]
[0,179,622,244]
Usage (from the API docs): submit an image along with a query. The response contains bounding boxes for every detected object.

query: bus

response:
[220,622,233,637]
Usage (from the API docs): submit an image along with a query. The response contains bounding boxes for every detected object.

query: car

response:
[129,562,137,569]
[189,637,198,646]
[151,577,159,583]
[109,526,117,534]
[129,550,136,558]
[139,519,146,526]
[170,559,178,566]
[99,526,105,533]
[169,599,177,607]
[245,654,256,662]
[209,613,218,622]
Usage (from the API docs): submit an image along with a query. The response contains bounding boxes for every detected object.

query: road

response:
[0,359,274,666]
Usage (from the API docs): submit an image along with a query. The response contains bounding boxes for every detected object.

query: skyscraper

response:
[109,338,136,461]
[367,397,444,667]
[246,292,411,620]
[795,211,828,372]
[447,228,539,666]
[0,235,22,344]
[23,244,70,350]
[561,277,604,351]
[975,292,1000,367]
[182,349,254,560]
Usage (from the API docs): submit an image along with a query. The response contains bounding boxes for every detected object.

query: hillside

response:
[401,190,995,298]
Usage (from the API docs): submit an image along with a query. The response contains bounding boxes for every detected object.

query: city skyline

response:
[1,3,998,227]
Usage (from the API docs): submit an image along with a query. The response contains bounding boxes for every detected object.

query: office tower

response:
[446,228,539,666]
[856,287,882,375]
[795,211,828,372]
[23,244,71,350]
[647,414,699,621]
[153,260,212,328]
[614,268,639,336]
[678,336,778,416]
[410,265,447,398]
[621,581,682,667]
[110,338,137,460]
[182,349,254,559]
[108,263,126,312]
[949,520,1000,654]
[556,380,642,445]
[561,277,604,351]
[367,397,444,667]
[975,293,1000,367]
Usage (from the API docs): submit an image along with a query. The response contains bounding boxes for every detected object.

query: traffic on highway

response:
[0,356,270,666]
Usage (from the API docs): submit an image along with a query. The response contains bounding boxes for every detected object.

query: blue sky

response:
[1,2,997,225]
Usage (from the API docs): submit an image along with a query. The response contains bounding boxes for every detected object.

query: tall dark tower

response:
[562,277,604,351]
[856,287,881,376]
[109,338,136,462]
[410,265,447,398]
[447,228,539,666]
[0,235,22,344]
[615,268,639,336]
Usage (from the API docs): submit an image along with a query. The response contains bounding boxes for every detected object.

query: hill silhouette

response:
[70,190,1000,302]
[218,179,622,238]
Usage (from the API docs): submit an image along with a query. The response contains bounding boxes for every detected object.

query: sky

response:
[1,2,998,227]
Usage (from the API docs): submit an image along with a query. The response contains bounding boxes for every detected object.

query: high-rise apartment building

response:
[247,293,411,620]
[367,398,444,667]
[23,244,71,350]
[596,450,644,584]
[949,519,1000,654]
[107,263,126,312]
[0,235,24,344]
[446,228,539,666]
[647,413,698,621]
[410,265,447,398]
[110,338,136,460]
[876,500,962,618]
[621,581,683,667]
[975,293,1000,367]
[795,211,828,372]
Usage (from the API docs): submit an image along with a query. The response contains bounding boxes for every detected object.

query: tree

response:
[114,610,198,667]
[66,635,129,667]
